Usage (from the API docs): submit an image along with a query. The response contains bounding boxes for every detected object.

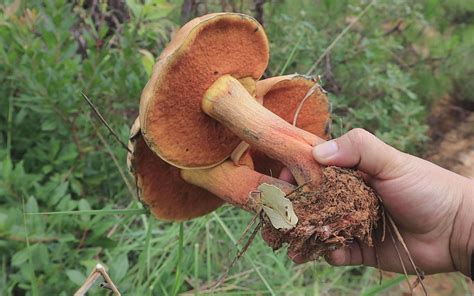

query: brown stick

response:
[74,263,121,296]
[81,92,131,153]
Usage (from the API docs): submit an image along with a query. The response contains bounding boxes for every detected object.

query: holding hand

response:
[292,128,473,277]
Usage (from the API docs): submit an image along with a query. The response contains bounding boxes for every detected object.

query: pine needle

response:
[81,92,131,153]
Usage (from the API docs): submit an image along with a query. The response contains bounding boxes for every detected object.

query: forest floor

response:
[426,95,474,179]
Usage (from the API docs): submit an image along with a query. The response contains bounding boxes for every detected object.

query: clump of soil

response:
[261,166,380,260]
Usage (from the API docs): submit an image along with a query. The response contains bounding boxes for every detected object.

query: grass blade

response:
[206,222,212,282]
[361,275,405,296]
[172,223,184,296]
[306,0,376,75]
[27,208,147,216]
[279,32,304,75]
[212,213,276,296]
[194,243,200,294]
[21,196,39,296]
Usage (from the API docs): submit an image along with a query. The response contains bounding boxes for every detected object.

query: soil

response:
[425,95,474,179]
[261,166,380,260]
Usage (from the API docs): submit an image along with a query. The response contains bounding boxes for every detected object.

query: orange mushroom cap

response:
[139,13,269,169]
[252,74,331,176]
[128,118,225,221]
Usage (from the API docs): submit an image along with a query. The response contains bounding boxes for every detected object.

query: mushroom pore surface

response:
[140,13,269,169]
[128,119,224,221]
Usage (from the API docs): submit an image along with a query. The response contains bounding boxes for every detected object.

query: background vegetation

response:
[1,0,473,294]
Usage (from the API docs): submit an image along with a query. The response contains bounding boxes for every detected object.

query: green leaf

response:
[126,0,143,18]
[12,248,30,267]
[110,253,129,282]
[78,199,91,222]
[25,196,39,214]
[41,119,57,131]
[139,49,155,76]
[51,182,69,205]
[32,244,49,270]
[2,156,12,179]
[66,269,86,286]
[78,199,91,211]
[142,1,174,20]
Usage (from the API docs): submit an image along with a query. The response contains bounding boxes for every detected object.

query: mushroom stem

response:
[181,161,296,212]
[202,75,323,190]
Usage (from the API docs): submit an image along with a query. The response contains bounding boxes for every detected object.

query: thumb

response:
[312,128,407,179]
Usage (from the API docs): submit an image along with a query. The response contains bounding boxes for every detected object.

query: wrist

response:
[449,177,474,277]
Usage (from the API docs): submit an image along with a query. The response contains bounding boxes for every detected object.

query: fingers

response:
[312,128,407,179]
[288,252,309,264]
[278,167,296,184]
[325,241,378,267]
[289,241,378,267]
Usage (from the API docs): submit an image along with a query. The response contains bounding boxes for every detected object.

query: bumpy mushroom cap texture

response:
[127,118,224,221]
[140,13,269,169]
[252,75,331,177]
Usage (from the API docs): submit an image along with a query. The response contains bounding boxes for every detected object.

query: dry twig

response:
[81,92,131,153]
[74,263,121,296]
[211,219,263,291]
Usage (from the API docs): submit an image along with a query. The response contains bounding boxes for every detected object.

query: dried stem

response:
[387,213,427,295]
[81,92,131,153]
[387,221,413,294]
[213,219,263,290]
[91,122,136,199]
[306,0,376,75]
[74,263,121,296]
[236,211,260,246]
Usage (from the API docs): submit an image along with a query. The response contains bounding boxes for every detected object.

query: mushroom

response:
[138,13,379,260]
[139,13,268,169]
[139,13,322,190]
[200,74,325,190]
[129,74,330,220]
[179,74,330,213]
[252,74,332,177]
[127,118,223,220]
[128,118,295,219]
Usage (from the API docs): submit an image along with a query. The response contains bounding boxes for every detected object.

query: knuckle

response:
[346,128,370,147]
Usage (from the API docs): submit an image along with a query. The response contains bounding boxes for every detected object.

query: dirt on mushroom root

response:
[261,166,380,260]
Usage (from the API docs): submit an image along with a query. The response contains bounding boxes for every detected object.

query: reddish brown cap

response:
[252,75,331,176]
[128,118,224,221]
[139,13,269,169]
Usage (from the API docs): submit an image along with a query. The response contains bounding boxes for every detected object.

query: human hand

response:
[289,128,473,276]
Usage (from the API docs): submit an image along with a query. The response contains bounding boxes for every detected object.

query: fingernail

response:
[313,141,338,159]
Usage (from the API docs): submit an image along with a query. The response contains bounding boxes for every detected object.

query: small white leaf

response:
[258,183,298,230]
